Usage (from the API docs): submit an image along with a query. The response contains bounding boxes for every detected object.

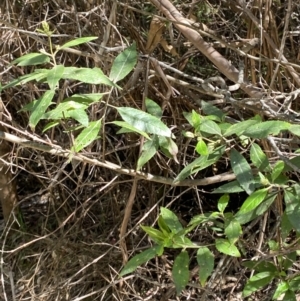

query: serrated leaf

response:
[175,145,225,182]
[212,181,245,194]
[201,100,225,120]
[119,245,160,277]
[145,98,162,118]
[250,143,270,171]
[197,247,214,286]
[59,36,98,49]
[215,239,241,257]
[284,187,300,232]
[199,119,222,136]
[172,251,189,295]
[196,139,209,155]
[271,161,285,182]
[110,42,137,83]
[117,107,172,137]
[242,271,275,298]
[137,137,159,170]
[224,119,259,137]
[12,53,50,66]
[160,207,183,233]
[72,120,101,152]
[47,65,64,90]
[237,188,268,214]
[218,194,229,212]
[29,90,55,130]
[141,225,166,244]
[230,149,255,195]
[225,218,242,243]
[62,67,115,86]
[243,121,290,138]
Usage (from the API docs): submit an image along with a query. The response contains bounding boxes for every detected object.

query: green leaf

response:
[172,251,189,295]
[237,188,268,214]
[72,120,101,152]
[250,143,270,171]
[63,93,104,105]
[137,137,159,170]
[224,119,259,137]
[199,119,222,136]
[230,149,255,195]
[212,181,245,194]
[158,215,171,235]
[29,90,55,130]
[197,247,214,286]
[201,100,225,120]
[68,109,89,127]
[160,207,183,233]
[243,121,290,138]
[141,226,167,244]
[117,107,172,137]
[225,218,242,243]
[109,42,137,83]
[112,121,151,139]
[284,187,300,232]
[242,260,277,273]
[47,65,64,90]
[119,245,160,277]
[158,136,178,162]
[218,194,229,212]
[271,161,285,182]
[62,67,115,86]
[42,121,60,132]
[11,53,50,66]
[145,98,162,119]
[282,290,296,301]
[215,239,241,257]
[175,145,225,182]
[243,271,275,298]
[289,124,300,136]
[191,110,201,128]
[195,139,209,155]
[289,275,300,292]
[59,36,98,49]
[172,235,196,248]
[280,212,293,240]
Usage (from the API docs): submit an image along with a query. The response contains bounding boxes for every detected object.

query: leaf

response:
[59,36,98,49]
[160,207,183,233]
[282,290,296,301]
[230,149,255,195]
[29,90,55,131]
[224,119,259,137]
[62,67,115,86]
[212,181,245,194]
[215,239,241,257]
[117,107,172,137]
[141,226,166,244]
[145,98,162,118]
[12,53,50,66]
[63,93,104,105]
[47,65,64,90]
[172,251,189,295]
[174,145,225,182]
[68,109,89,127]
[243,121,290,138]
[280,212,293,240]
[271,161,285,182]
[172,235,196,248]
[250,143,270,171]
[242,272,275,298]
[195,139,209,155]
[225,218,242,243]
[158,215,171,235]
[284,186,300,232]
[109,42,137,83]
[201,100,225,120]
[289,124,300,136]
[197,247,214,286]
[158,136,179,162]
[237,188,268,214]
[242,260,277,273]
[112,121,151,140]
[199,119,222,136]
[218,194,229,212]
[137,137,159,170]
[119,245,160,277]
[72,120,101,152]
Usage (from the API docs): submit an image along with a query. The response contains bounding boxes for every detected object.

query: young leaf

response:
[215,239,241,257]
[29,90,55,131]
[242,271,275,298]
[137,138,159,170]
[158,215,171,235]
[112,121,151,140]
[12,53,50,66]
[195,139,209,155]
[141,226,167,244]
[218,194,229,212]
[172,251,189,295]
[72,120,101,152]
[250,143,270,171]
[237,188,268,215]
[197,247,214,286]
[271,161,285,182]
[230,149,255,195]
[145,98,162,119]
[47,65,64,90]
[243,121,290,138]
[224,218,242,243]
[284,187,300,232]
[117,107,172,137]
[191,110,202,129]
[119,245,160,277]
[160,207,183,233]
[59,36,98,49]
[109,42,137,83]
